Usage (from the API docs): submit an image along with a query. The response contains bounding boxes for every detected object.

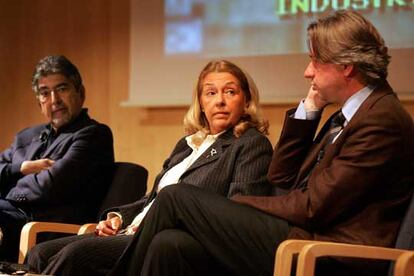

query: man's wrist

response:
[294,100,321,120]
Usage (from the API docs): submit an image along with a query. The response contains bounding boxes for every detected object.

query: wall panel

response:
[0,0,413,192]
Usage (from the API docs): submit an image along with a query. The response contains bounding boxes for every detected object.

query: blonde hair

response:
[183,60,268,139]
[307,10,390,85]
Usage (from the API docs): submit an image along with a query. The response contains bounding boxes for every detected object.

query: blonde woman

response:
[27,60,273,276]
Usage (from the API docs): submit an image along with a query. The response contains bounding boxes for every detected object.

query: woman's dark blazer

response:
[105,127,273,227]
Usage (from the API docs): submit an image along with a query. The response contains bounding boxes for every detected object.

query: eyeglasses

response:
[36,84,72,103]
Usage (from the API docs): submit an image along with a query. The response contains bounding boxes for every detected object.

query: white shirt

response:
[120,130,223,235]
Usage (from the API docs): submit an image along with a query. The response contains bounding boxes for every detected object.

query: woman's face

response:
[200,72,247,134]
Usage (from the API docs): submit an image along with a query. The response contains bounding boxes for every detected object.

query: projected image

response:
[165,0,414,56]
[165,19,203,54]
[128,0,414,106]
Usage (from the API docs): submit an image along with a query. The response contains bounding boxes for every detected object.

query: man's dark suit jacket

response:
[106,127,273,227]
[236,82,414,250]
[0,109,114,224]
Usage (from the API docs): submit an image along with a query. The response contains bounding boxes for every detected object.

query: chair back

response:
[387,192,414,275]
[394,192,414,250]
[97,162,148,216]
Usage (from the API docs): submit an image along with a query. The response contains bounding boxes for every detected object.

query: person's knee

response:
[148,229,204,258]
[41,242,86,275]
[158,183,199,203]
[26,243,50,273]
[145,229,224,275]
[149,229,181,256]
[158,184,181,199]
[53,242,84,265]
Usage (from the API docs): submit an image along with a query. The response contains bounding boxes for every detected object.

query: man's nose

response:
[304,62,314,79]
[51,90,62,103]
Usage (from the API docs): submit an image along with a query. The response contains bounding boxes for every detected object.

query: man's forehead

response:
[38,74,70,87]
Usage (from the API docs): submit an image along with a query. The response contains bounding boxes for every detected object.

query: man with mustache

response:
[0,55,114,262]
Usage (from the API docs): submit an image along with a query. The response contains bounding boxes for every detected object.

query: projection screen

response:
[126,0,414,107]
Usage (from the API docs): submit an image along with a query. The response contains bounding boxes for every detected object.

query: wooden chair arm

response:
[78,223,98,235]
[19,221,82,264]
[394,251,414,276]
[295,241,409,276]
[274,239,319,276]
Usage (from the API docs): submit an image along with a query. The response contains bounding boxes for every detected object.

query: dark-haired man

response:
[0,55,114,261]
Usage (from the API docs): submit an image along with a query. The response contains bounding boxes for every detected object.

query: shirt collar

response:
[186,130,225,151]
[341,85,375,124]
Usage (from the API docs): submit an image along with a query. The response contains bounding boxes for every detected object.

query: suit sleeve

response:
[6,124,114,205]
[0,142,24,195]
[102,196,149,227]
[234,107,411,230]
[267,109,320,189]
[226,131,273,197]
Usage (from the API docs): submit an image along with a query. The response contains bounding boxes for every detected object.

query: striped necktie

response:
[326,111,346,145]
[315,110,346,162]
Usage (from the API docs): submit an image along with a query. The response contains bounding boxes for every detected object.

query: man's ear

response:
[79,84,86,103]
[343,64,355,78]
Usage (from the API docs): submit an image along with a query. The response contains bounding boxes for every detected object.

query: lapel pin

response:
[210,148,217,157]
